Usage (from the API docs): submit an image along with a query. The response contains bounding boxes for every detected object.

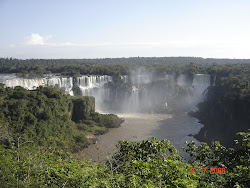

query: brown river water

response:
[74,112,203,163]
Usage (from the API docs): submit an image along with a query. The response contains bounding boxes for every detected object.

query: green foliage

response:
[0,131,250,187]
[2,57,250,78]
[183,131,250,187]
[192,64,250,146]
[71,96,95,121]
[0,86,74,148]
[0,86,123,152]
[98,114,124,128]
[110,138,182,169]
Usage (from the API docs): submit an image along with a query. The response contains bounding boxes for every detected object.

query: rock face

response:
[193,86,250,147]
[71,96,95,123]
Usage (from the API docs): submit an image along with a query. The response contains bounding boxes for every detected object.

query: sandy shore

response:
[74,113,172,163]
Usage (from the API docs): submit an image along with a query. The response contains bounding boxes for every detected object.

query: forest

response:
[0,85,123,152]
[0,57,250,187]
[1,57,250,77]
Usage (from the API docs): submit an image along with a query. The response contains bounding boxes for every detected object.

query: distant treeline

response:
[1,57,250,77]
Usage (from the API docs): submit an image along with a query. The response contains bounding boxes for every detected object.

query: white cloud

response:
[24,34,232,49]
[26,33,51,45]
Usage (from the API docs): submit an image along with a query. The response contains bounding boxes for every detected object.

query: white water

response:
[177,74,187,85]
[77,75,112,108]
[191,74,211,104]
[0,74,112,98]
[165,74,175,81]
[77,75,112,89]
[0,73,211,112]
[124,74,210,112]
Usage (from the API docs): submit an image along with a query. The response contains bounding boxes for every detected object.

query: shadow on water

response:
[148,112,203,159]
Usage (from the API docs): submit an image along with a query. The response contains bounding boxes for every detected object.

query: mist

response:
[0,69,210,114]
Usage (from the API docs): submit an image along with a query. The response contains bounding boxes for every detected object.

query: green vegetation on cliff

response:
[192,63,250,146]
[0,85,122,152]
[71,96,95,122]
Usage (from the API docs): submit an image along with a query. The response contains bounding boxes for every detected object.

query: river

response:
[74,112,203,163]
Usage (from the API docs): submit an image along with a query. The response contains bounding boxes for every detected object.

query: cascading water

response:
[121,75,129,83]
[47,77,73,95]
[77,75,112,95]
[177,74,187,86]
[165,74,175,82]
[213,75,217,86]
[2,75,74,95]
[191,74,210,103]
[0,74,112,99]
[126,86,141,112]
[4,78,47,90]
[125,75,144,112]
[77,75,112,89]
[174,74,211,108]
[76,75,112,110]
[0,73,211,112]
[130,74,151,85]
[123,73,211,113]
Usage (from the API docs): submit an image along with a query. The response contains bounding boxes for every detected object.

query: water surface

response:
[75,112,203,163]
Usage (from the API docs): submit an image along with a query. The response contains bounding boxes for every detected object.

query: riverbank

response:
[74,112,203,163]
[74,113,172,163]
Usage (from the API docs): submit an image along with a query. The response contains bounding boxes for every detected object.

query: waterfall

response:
[4,78,47,90]
[47,77,73,95]
[121,75,129,83]
[2,76,74,95]
[127,86,140,112]
[1,74,112,98]
[213,75,217,86]
[76,75,112,109]
[0,73,211,113]
[165,74,175,82]
[177,74,187,85]
[121,73,211,112]
[130,74,151,85]
[174,74,211,106]
[191,74,210,103]
[77,75,111,91]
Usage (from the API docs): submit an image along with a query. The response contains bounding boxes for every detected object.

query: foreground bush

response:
[0,131,249,187]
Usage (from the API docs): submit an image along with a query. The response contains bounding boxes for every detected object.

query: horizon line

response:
[1,56,250,60]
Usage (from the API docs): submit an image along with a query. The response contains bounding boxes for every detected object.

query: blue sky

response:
[0,0,250,59]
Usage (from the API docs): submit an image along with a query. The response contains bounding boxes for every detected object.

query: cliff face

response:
[71,96,95,123]
[193,86,250,146]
